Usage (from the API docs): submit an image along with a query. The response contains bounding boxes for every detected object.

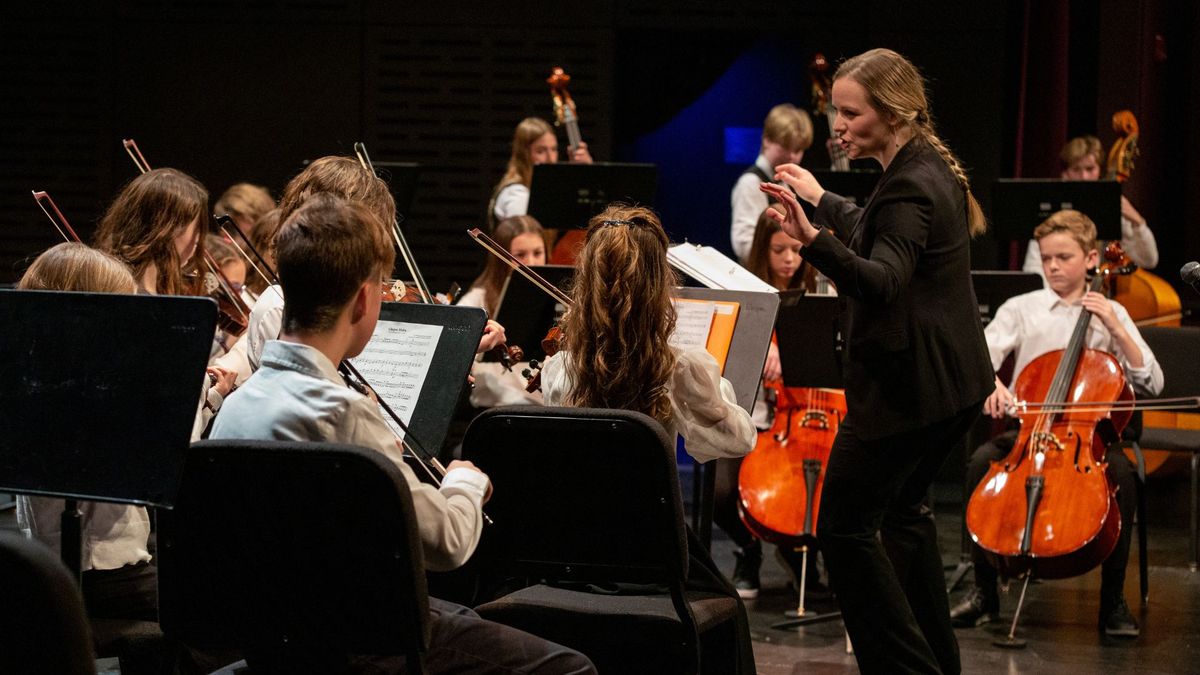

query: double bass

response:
[1107,110,1182,327]
[546,66,587,266]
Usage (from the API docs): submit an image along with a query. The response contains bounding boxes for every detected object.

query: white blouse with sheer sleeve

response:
[539,345,755,463]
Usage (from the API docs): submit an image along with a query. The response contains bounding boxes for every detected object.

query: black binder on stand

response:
[0,290,217,582]
[490,265,574,364]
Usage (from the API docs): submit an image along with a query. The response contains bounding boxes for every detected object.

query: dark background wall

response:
[1,0,1196,308]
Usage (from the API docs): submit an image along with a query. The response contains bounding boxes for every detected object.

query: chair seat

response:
[475,583,738,637]
[1139,428,1200,453]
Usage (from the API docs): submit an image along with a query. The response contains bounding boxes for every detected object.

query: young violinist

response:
[730,103,814,262]
[15,243,160,626]
[717,207,822,597]
[457,214,547,407]
[213,182,275,239]
[210,193,595,674]
[246,156,506,372]
[488,116,593,227]
[1022,135,1159,274]
[538,203,758,674]
[762,48,995,674]
[951,209,1163,638]
[93,168,238,433]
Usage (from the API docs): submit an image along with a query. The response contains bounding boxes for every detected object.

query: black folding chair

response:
[158,440,430,674]
[462,406,743,675]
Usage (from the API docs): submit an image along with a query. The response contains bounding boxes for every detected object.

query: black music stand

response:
[971,271,1045,326]
[490,265,574,363]
[991,179,1122,243]
[351,301,487,458]
[527,162,658,229]
[673,288,780,551]
[0,290,216,582]
[373,161,422,217]
[771,292,845,629]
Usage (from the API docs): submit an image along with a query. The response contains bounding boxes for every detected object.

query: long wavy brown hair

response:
[93,168,209,295]
[561,204,678,425]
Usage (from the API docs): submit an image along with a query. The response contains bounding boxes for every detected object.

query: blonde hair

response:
[1033,209,1097,256]
[93,167,209,295]
[1060,136,1103,169]
[18,242,137,294]
[762,104,814,153]
[835,48,987,237]
[278,156,397,229]
[214,183,275,228]
[745,207,816,292]
[561,204,678,425]
[467,215,545,316]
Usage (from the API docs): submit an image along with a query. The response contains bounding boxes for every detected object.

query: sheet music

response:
[349,320,443,439]
[667,242,778,293]
[669,300,716,350]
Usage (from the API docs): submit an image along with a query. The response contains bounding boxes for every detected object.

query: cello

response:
[966,243,1136,644]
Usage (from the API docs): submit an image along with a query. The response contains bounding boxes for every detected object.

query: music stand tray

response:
[991,179,1121,242]
[527,162,658,229]
[353,302,487,455]
[491,265,573,364]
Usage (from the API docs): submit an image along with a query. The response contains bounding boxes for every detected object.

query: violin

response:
[468,227,571,391]
[966,243,1137,582]
[1105,111,1183,328]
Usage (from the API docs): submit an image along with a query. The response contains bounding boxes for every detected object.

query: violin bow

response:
[354,141,434,304]
[468,228,573,307]
[32,191,83,243]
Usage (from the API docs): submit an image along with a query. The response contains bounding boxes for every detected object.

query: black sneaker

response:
[732,544,762,599]
[1100,598,1140,638]
[950,585,1000,628]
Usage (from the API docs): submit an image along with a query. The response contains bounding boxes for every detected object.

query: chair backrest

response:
[461,406,689,585]
[157,440,429,668]
[1139,326,1200,400]
[0,530,96,675]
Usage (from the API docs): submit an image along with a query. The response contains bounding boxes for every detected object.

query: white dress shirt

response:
[540,346,756,463]
[210,340,490,571]
[17,498,152,572]
[493,183,530,223]
[730,154,773,262]
[985,287,1163,396]
[1022,217,1160,279]
[246,284,285,372]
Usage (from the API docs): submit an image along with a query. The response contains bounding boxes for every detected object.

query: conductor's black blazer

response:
[802,138,994,440]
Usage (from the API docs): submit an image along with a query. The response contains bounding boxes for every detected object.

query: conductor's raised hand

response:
[760,183,821,246]
[774,163,825,206]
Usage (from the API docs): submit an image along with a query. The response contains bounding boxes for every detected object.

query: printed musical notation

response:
[669,300,716,351]
[349,320,443,438]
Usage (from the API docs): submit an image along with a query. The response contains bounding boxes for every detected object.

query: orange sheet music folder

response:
[671,298,740,373]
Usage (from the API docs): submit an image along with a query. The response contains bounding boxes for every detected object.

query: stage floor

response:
[717,502,1200,674]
